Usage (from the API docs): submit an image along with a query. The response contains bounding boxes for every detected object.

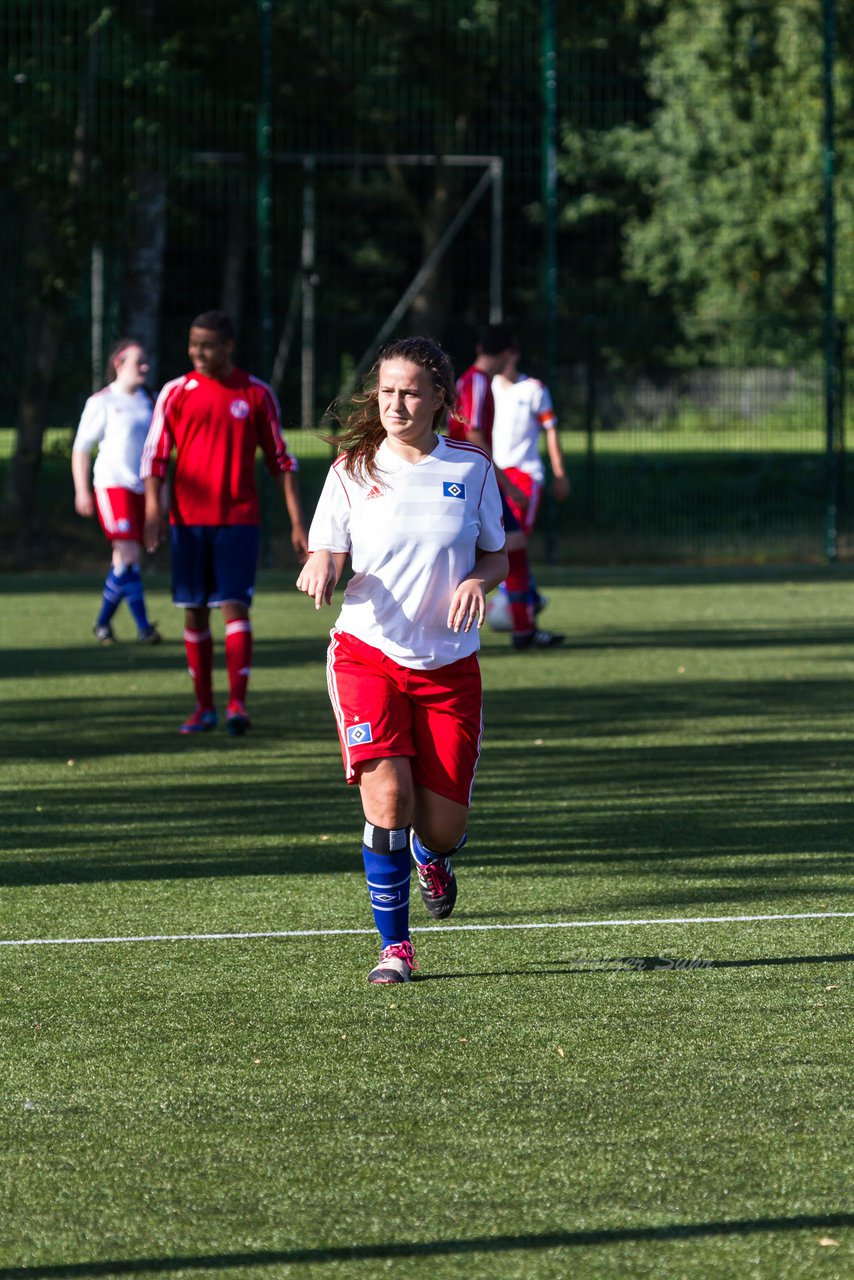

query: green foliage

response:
[1,0,851,427]
[617,1,852,334]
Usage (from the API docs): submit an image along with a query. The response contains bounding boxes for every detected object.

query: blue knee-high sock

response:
[117,565,152,633]
[96,569,124,627]
[411,830,468,866]
[362,840,411,949]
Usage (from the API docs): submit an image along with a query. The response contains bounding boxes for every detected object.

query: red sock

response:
[225,618,252,708]
[184,627,214,710]
[506,549,534,636]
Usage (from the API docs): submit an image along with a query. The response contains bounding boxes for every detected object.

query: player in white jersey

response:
[297,336,508,985]
[72,339,160,645]
[489,339,570,645]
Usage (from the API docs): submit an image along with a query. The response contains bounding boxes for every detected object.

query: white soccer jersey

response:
[309,436,506,670]
[491,373,557,483]
[73,386,153,493]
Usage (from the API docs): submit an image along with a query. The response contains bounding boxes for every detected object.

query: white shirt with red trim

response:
[73,386,153,493]
[140,367,297,526]
[491,373,558,483]
[308,435,505,670]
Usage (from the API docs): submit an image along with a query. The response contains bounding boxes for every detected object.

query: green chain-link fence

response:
[0,1,846,563]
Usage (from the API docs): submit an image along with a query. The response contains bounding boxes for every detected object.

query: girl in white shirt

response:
[297,336,508,984]
[72,339,160,645]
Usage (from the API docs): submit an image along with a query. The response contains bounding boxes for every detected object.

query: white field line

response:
[0,910,852,948]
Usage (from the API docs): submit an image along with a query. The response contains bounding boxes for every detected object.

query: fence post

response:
[301,156,317,430]
[835,319,847,519]
[584,319,597,524]
[257,0,273,379]
[541,0,558,392]
[257,0,274,568]
[822,0,838,561]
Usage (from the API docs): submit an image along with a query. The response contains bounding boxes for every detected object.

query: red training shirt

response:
[141,367,297,526]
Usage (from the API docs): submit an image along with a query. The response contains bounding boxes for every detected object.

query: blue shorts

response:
[501,492,520,534]
[170,524,260,608]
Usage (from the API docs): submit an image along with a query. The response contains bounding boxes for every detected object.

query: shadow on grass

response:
[482,621,854,656]
[4,662,854,894]
[1,635,329,682]
[416,954,854,982]
[4,583,854,901]
[5,562,854,595]
[1,1213,852,1277]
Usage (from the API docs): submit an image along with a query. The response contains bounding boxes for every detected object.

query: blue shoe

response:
[179,706,218,734]
[226,701,251,737]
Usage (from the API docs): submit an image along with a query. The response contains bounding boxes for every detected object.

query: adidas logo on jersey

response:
[365,485,383,500]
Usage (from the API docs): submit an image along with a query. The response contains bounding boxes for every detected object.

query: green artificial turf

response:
[1,566,852,1279]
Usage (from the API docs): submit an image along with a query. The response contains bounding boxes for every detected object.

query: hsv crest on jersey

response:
[346,721,373,746]
[443,481,466,499]
[229,398,250,419]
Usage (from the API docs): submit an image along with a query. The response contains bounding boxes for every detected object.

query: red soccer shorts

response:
[326,629,483,807]
[502,468,543,538]
[95,487,145,542]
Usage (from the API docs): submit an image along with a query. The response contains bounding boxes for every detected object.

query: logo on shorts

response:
[116,518,132,533]
[229,398,250,419]
[443,481,466,499]
[346,721,373,746]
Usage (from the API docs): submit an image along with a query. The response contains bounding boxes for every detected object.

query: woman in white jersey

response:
[297,336,508,985]
[72,339,160,645]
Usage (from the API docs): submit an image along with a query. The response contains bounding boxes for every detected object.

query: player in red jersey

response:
[141,311,309,736]
[447,324,507,455]
[450,324,563,651]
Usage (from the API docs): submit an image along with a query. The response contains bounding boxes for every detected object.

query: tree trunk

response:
[409,160,457,336]
[121,171,168,385]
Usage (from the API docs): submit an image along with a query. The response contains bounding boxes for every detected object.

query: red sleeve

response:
[449,370,494,449]
[252,377,299,476]
[140,379,181,480]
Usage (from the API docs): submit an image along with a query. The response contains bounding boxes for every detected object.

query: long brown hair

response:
[105,338,142,384]
[333,336,456,483]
